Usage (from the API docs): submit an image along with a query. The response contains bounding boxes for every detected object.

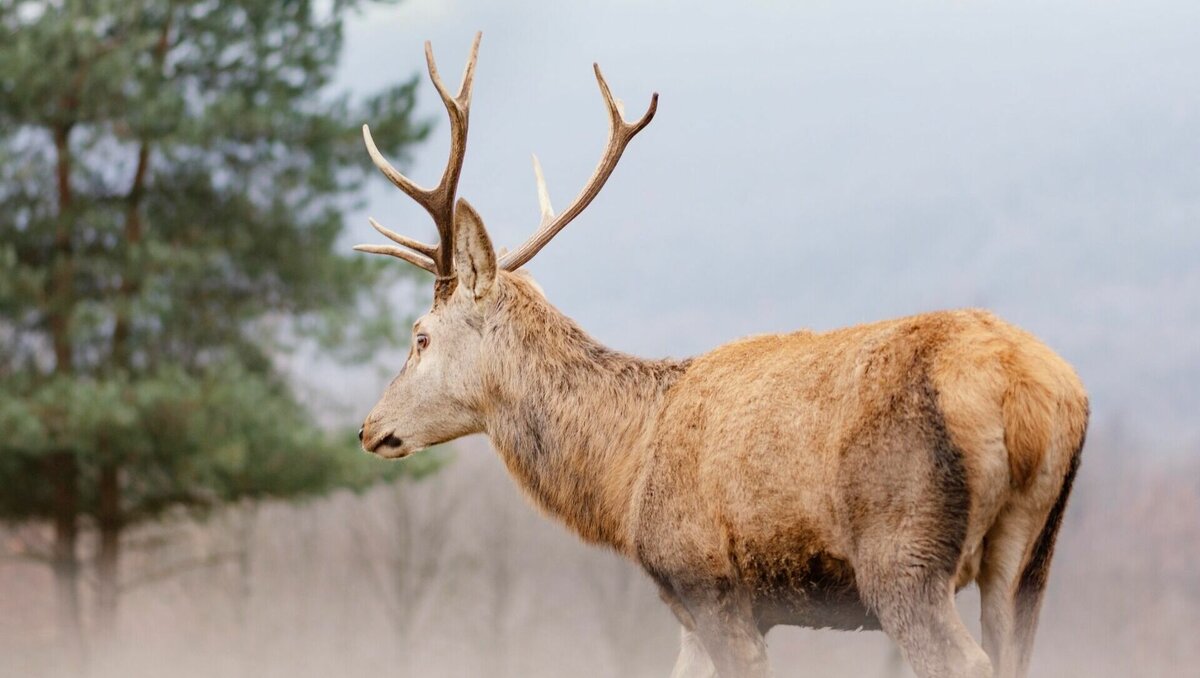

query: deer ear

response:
[452,198,496,301]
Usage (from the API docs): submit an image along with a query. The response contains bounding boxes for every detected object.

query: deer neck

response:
[480,285,689,553]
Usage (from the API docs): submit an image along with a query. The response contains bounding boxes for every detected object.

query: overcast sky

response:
[319,0,1200,452]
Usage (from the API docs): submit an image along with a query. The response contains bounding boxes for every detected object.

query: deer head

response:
[356,33,657,457]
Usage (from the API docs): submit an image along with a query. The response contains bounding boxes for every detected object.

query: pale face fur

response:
[360,203,497,459]
[360,288,488,458]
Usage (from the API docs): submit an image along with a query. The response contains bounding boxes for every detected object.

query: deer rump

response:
[633,308,1080,633]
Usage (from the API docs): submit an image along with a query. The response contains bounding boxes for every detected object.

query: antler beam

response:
[499,64,657,271]
[356,36,659,280]
[355,32,482,277]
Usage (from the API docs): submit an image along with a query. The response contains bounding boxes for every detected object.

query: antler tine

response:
[367,217,438,257]
[360,32,482,277]
[499,64,658,271]
[426,31,481,110]
[352,244,437,273]
[593,63,657,137]
[531,154,555,227]
[362,124,422,197]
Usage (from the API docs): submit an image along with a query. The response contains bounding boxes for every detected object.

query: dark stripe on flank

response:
[921,373,972,577]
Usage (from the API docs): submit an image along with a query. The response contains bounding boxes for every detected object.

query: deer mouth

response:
[366,432,407,458]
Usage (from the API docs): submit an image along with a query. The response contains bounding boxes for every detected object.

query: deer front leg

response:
[658,582,718,678]
[670,627,717,678]
[681,585,773,678]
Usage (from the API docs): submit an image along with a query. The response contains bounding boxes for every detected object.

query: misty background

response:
[3,1,1199,677]
[328,0,1200,455]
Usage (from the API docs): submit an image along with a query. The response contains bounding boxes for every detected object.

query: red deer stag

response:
[355,33,1089,678]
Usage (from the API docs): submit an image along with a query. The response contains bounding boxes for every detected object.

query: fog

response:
[328,0,1200,454]
[4,1,1199,676]
[4,434,1197,677]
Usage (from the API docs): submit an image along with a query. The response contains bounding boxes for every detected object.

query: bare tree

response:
[349,471,464,674]
[584,551,672,678]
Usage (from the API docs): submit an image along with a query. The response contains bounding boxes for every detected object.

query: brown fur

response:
[361,262,1088,678]
[354,45,1088,673]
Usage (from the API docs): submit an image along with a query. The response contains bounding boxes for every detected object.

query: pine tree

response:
[0,0,432,660]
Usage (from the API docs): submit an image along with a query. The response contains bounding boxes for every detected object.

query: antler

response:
[499,64,657,271]
[355,32,482,277]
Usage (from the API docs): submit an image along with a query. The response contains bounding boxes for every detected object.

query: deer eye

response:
[415,333,430,351]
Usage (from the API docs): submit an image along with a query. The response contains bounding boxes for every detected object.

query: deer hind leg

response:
[842,375,990,677]
[851,477,989,677]
[977,505,1039,678]
[979,449,1081,678]
[858,565,991,678]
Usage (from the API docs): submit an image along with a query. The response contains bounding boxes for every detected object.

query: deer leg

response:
[858,569,991,678]
[978,505,1039,678]
[979,451,1079,678]
[669,627,718,678]
[680,586,773,678]
[657,582,718,678]
[882,642,910,678]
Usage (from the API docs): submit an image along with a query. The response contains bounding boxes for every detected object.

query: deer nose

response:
[362,430,404,454]
[358,426,365,442]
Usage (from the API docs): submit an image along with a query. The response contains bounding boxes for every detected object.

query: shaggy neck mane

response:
[479,273,690,553]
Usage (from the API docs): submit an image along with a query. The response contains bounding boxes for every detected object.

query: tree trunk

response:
[47,92,85,674]
[94,13,170,628]
[95,463,122,636]
[46,452,85,669]
[49,123,75,368]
